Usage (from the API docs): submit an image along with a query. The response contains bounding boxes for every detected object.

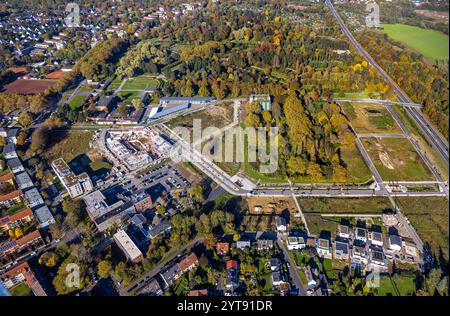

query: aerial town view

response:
[0,0,448,305]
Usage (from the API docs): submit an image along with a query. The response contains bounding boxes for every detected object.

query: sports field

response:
[381,24,449,61]
[122,75,159,90]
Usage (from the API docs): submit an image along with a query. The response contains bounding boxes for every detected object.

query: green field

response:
[396,197,449,261]
[342,103,402,134]
[122,76,159,90]
[117,91,142,102]
[381,24,449,62]
[298,197,393,214]
[362,138,434,181]
[68,95,86,110]
[9,282,33,296]
[90,159,113,172]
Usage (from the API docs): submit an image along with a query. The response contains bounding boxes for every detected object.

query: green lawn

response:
[341,145,373,184]
[304,214,340,236]
[381,24,449,62]
[90,159,113,172]
[122,77,159,90]
[375,275,398,296]
[9,282,33,296]
[117,91,142,102]
[392,273,416,296]
[396,197,449,261]
[68,95,86,110]
[0,204,26,218]
[299,197,393,214]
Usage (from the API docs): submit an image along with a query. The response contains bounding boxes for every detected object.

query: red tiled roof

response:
[7,208,33,223]
[0,172,14,183]
[178,253,198,272]
[188,289,208,296]
[16,230,42,247]
[0,189,22,202]
[0,261,47,296]
[226,260,238,270]
[7,67,28,75]
[216,242,229,254]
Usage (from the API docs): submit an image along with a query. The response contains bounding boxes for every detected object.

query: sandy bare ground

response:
[247,196,297,215]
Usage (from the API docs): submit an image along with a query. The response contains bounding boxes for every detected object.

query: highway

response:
[325,0,449,167]
[327,97,423,109]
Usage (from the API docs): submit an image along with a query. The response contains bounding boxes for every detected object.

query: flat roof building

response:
[113,229,144,263]
[51,158,93,198]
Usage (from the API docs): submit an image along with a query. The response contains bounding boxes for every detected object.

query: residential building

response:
[368,231,384,247]
[0,230,43,259]
[236,240,251,249]
[276,216,287,233]
[287,236,306,250]
[269,258,281,271]
[338,224,351,239]
[369,250,387,269]
[34,205,55,228]
[113,229,144,263]
[24,188,44,209]
[225,260,239,292]
[130,214,147,229]
[352,244,368,265]
[0,189,22,208]
[134,196,153,213]
[3,144,17,159]
[188,289,208,296]
[148,220,172,239]
[178,253,198,273]
[160,264,181,288]
[256,239,274,251]
[216,242,230,255]
[6,158,24,174]
[388,234,402,252]
[316,238,332,259]
[84,190,136,232]
[14,172,33,190]
[6,129,19,144]
[51,158,93,198]
[140,278,162,296]
[0,262,47,296]
[355,227,367,243]
[0,208,33,231]
[271,270,284,287]
[333,240,350,260]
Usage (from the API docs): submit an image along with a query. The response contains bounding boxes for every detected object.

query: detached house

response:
[316,238,332,259]
[334,240,350,260]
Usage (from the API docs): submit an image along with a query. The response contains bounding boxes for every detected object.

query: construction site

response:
[105,128,172,171]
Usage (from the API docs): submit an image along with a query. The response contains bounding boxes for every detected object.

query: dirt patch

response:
[247,196,297,215]
[379,151,395,170]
